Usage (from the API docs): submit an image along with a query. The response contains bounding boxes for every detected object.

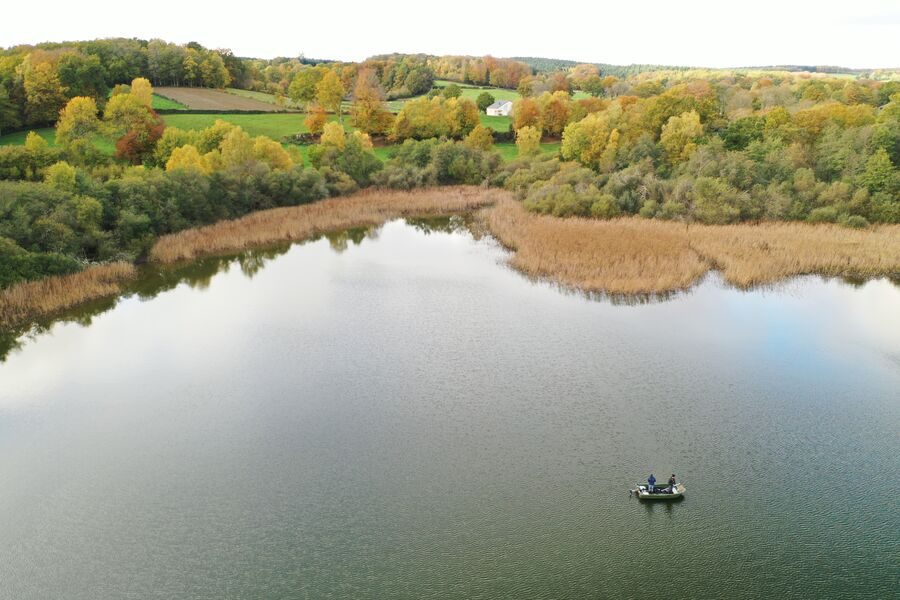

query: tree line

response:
[0,43,898,292]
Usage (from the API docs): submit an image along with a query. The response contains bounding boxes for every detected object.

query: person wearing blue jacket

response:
[647,474,656,492]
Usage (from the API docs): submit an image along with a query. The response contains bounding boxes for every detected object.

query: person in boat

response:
[647,474,656,492]
[667,474,676,493]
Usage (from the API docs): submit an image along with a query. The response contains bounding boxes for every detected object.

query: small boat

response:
[631,482,686,500]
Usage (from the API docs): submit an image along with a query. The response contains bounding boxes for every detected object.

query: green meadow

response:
[1,111,549,165]
[151,94,188,110]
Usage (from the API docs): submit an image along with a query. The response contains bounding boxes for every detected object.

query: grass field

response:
[494,141,560,161]
[0,113,546,165]
[0,128,116,154]
[151,94,188,110]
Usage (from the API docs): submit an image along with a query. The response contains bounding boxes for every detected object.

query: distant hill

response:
[512,57,693,78]
[512,57,896,78]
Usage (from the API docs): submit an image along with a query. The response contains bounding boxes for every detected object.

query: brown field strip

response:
[155,87,288,111]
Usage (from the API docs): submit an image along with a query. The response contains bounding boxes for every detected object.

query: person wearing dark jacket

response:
[648,474,656,492]
[667,474,676,492]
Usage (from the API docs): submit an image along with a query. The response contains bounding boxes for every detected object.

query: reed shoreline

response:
[2,186,898,331]
[481,196,900,295]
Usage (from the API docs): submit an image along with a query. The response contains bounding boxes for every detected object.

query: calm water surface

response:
[1,217,898,599]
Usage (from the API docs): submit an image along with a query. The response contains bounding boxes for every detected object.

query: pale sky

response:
[2,0,898,69]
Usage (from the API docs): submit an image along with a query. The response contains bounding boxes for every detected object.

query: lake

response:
[1,216,898,599]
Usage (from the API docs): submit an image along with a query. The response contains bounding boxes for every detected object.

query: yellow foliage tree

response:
[166,144,210,174]
[253,136,293,170]
[44,161,77,192]
[320,122,346,150]
[55,96,100,149]
[351,130,373,150]
[561,112,615,170]
[465,124,494,151]
[24,131,48,153]
[103,93,155,137]
[316,71,346,122]
[660,110,703,165]
[350,69,394,135]
[516,125,541,157]
[219,128,256,170]
[130,77,154,107]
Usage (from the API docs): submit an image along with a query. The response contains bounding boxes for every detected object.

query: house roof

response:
[487,100,512,109]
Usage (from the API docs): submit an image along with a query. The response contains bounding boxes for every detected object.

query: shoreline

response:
[2,186,899,331]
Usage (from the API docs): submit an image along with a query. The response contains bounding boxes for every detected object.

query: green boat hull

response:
[633,483,685,500]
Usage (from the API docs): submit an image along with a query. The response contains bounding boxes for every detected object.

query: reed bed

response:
[483,197,900,295]
[150,186,503,263]
[0,262,136,328]
[688,223,900,287]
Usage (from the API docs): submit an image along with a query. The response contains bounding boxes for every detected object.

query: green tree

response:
[44,161,77,192]
[288,67,324,109]
[476,91,495,112]
[442,83,462,99]
[0,85,21,136]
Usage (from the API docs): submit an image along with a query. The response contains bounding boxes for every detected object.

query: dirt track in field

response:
[155,87,289,111]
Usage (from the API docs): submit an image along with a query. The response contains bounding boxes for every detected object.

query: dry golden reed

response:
[483,196,900,295]
[0,262,136,328]
[150,186,503,263]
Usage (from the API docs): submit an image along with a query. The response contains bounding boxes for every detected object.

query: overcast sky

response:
[3,0,898,68]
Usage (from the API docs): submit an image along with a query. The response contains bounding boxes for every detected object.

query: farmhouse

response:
[485,100,513,116]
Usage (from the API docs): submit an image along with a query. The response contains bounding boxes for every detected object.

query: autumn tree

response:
[660,110,704,165]
[350,69,394,135]
[516,126,541,157]
[305,104,328,135]
[25,131,48,153]
[539,91,572,137]
[319,122,346,150]
[560,112,620,172]
[316,70,346,122]
[219,128,256,171]
[464,124,494,151]
[115,113,165,164]
[512,98,541,131]
[55,96,100,150]
[130,77,154,107]
[103,93,156,137]
[166,144,210,174]
[253,136,293,170]
[20,59,67,124]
